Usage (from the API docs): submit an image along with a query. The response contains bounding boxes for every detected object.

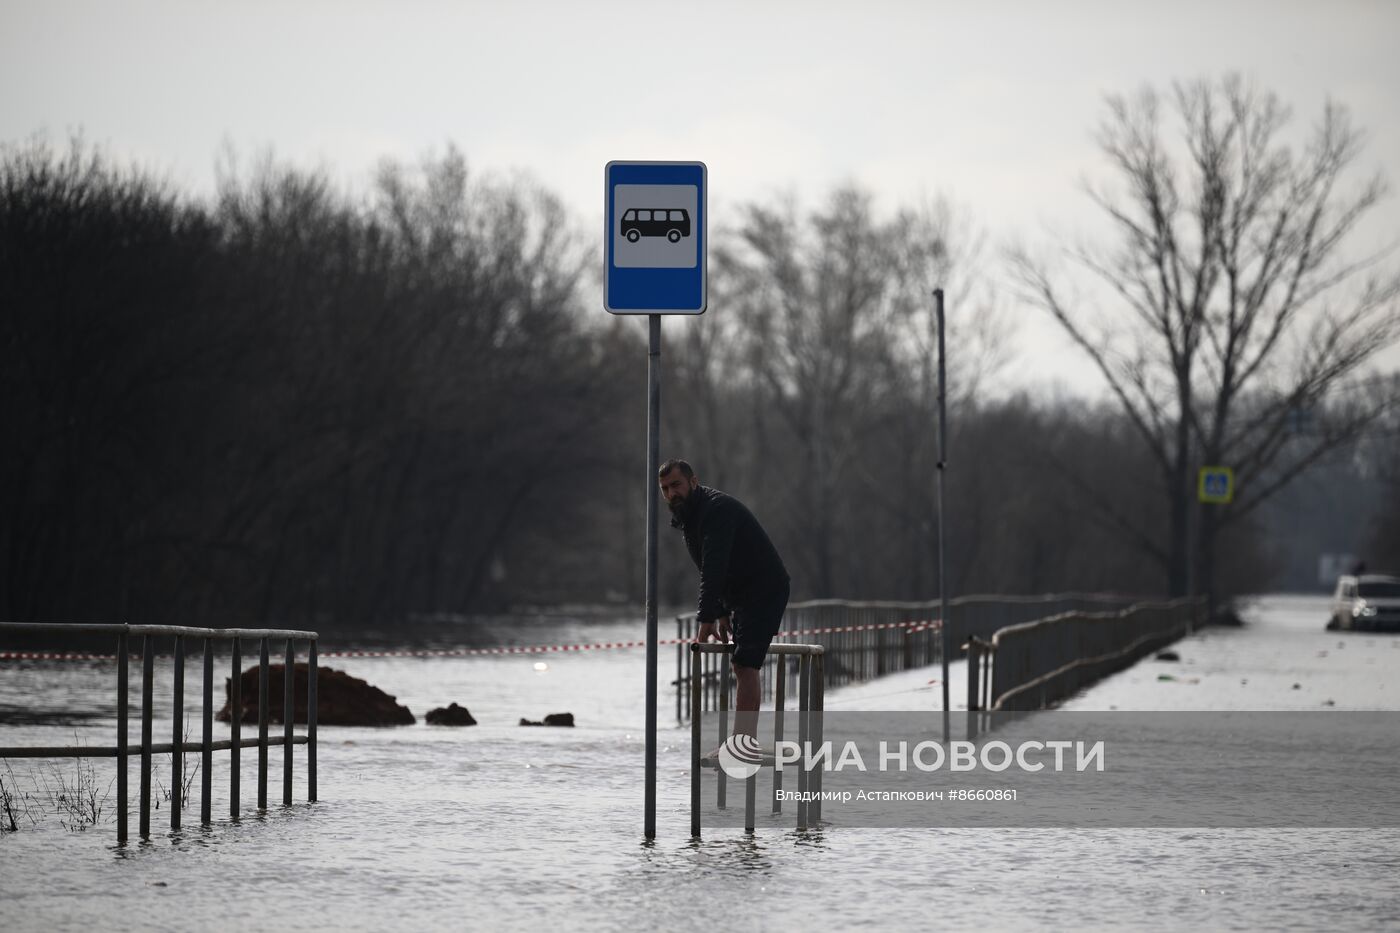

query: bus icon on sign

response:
[622,208,691,243]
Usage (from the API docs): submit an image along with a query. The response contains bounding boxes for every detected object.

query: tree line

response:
[2,75,1396,631]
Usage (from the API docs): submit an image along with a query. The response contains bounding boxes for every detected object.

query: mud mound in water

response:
[217,663,414,725]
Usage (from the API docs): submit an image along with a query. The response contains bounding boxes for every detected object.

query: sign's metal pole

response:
[935,288,950,743]
[645,312,661,839]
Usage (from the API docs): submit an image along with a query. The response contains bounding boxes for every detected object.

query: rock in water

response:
[519,712,575,727]
[216,663,415,726]
[426,703,478,726]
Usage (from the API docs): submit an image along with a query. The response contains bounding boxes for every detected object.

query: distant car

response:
[1327,574,1400,632]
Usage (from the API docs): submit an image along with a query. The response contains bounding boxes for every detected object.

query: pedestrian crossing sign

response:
[1198,467,1234,504]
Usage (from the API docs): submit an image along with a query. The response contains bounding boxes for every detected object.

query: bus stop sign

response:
[604,161,706,314]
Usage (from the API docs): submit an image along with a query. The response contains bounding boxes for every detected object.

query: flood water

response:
[2,595,1398,931]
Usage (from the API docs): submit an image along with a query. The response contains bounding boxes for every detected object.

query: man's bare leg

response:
[734,665,760,739]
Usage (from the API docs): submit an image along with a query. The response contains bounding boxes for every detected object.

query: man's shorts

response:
[730,579,791,670]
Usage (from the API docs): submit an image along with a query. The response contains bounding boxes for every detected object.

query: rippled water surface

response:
[3,597,1399,931]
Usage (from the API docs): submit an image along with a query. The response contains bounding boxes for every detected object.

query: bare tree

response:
[877,197,1005,596]
[714,187,885,595]
[715,186,1002,597]
[1011,74,1400,600]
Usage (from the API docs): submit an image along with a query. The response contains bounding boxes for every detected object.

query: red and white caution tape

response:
[0,651,128,661]
[1,618,941,663]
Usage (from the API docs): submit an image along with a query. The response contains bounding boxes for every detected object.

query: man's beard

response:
[667,492,687,516]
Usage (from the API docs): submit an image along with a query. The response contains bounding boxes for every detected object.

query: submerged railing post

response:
[810,650,824,825]
[966,638,981,741]
[117,630,128,844]
[982,646,992,716]
[690,643,701,838]
[796,653,809,831]
[201,636,213,825]
[717,654,729,810]
[308,639,317,803]
[231,636,241,820]
[744,765,757,834]
[258,637,269,810]
[139,635,154,839]
[772,654,786,814]
[171,635,184,830]
[283,638,293,806]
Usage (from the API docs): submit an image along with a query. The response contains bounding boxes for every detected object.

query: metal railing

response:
[0,622,318,843]
[965,598,1201,726]
[675,592,1144,721]
[690,642,824,836]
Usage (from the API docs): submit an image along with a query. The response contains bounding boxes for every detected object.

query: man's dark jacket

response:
[671,485,789,625]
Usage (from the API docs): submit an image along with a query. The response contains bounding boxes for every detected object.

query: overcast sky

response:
[3,0,1398,394]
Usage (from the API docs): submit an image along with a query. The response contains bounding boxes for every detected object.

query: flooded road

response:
[2,595,1398,931]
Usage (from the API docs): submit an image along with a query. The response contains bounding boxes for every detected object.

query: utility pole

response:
[934,288,950,742]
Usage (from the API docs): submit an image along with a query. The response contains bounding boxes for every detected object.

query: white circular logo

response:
[717,733,765,780]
